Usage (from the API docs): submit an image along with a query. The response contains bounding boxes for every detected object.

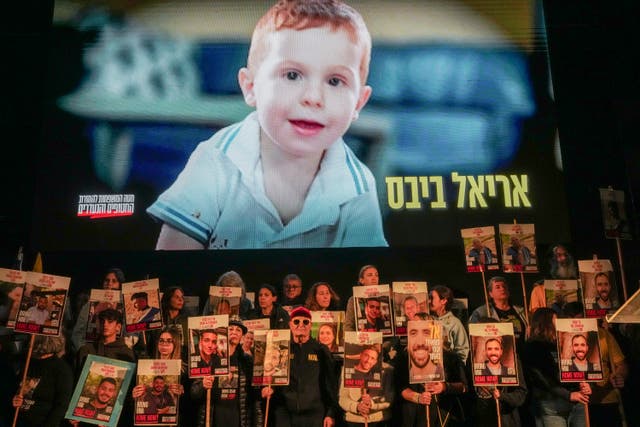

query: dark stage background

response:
[2,0,639,311]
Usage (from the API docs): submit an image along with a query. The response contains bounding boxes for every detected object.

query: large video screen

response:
[32,0,569,250]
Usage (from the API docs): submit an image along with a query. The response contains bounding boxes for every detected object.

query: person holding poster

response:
[429,285,469,364]
[261,306,338,427]
[469,276,528,348]
[202,271,252,319]
[563,302,628,426]
[395,315,468,427]
[345,265,380,331]
[192,318,258,427]
[521,308,591,426]
[11,335,73,427]
[339,341,395,426]
[70,267,126,354]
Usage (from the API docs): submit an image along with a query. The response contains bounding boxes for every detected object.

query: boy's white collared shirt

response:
[147,112,387,249]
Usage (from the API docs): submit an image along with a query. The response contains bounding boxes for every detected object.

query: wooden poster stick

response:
[481,267,490,315]
[519,272,530,324]
[264,384,272,427]
[584,402,591,427]
[205,388,211,427]
[12,334,36,427]
[361,387,368,427]
[495,392,502,427]
[423,383,431,427]
[615,237,629,301]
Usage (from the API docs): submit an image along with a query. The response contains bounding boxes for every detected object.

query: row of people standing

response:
[6,256,633,427]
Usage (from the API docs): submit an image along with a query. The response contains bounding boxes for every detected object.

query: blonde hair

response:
[248,0,371,83]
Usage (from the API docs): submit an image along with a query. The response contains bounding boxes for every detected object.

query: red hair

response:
[248,0,371,83]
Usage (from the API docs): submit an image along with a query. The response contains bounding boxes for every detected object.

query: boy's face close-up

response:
[240,26,371,158]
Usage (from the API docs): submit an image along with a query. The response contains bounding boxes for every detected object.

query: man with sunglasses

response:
[261,306,339,427]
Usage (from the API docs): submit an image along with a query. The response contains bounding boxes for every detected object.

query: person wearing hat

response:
[192,317,260,427]
[261,306,338,427]
[11,335,73,427]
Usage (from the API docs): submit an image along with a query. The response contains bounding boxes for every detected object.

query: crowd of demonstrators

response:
[3,241,638,427]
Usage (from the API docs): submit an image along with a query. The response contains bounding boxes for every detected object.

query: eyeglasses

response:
[286,285,301,290]
[158,338,174,344]
[292,319,310,326]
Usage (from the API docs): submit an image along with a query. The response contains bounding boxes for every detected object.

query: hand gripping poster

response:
[392,281,428,335]
[15,272,71,336]
[66,355,136,427]
[188,315,229,377]
[133,359,182,426]
[469,322,519,386]
[499,223,538,273]
[353,284,393,336]
[122,279,163,333]
[461,226,500,272]
[556,317,603,382]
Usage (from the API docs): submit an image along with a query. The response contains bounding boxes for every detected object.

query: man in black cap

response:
[262,306,338,427]
[192,317,258,427]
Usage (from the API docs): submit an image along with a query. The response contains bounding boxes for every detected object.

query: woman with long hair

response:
[305,282,341,311]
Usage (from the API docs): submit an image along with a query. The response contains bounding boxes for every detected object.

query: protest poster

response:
[353,284,393,336]
[134,359,181,425]
[15,272,71,336]
[578,259,619,318]
[311,310,344,354]
[208,286,242,317]
[461,226,500,272]
[0,268,27,328]
[252,329,290,386]
[498,223,538,273]
[188,315,229,377]
[66,355,135,427]
[122,279,163,333]
[469,322,518,386]
[343,331,383,389]
[407,319,445,383]
[543,280,581,316]
[556,317,603,382]
[392,281,428,335]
